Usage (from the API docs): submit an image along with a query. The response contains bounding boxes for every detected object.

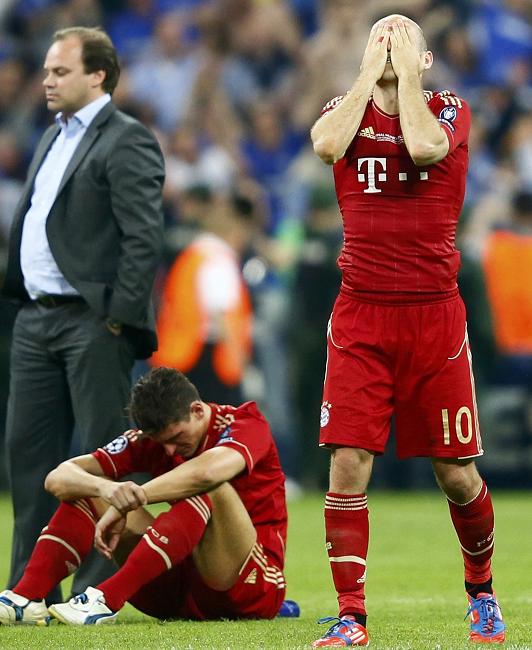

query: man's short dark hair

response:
[129,368,201,434]
[53,26,120,94]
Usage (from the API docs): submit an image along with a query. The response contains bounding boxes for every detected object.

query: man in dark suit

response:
[2,26,165,602]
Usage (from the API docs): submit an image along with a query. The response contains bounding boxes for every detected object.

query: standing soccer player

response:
[310,14,505,647]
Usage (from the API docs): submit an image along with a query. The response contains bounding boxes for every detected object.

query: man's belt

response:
[33,294,85,308]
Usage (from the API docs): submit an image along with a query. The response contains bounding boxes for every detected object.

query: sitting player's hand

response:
[99,480,147,513]
[94,505,126,560]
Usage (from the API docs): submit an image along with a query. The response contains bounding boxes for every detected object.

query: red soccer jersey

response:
[93,401,287,566]
[321,90,471,295]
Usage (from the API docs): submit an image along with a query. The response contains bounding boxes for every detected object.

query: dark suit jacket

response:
[2,101,165,359]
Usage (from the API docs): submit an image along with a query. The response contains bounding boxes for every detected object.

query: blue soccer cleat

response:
[466,592,505,644]
[312,615,369,647]
[49,586,117,625]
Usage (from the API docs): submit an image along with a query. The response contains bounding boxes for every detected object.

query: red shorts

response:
[319,290,483,459]
[128,534,285,620]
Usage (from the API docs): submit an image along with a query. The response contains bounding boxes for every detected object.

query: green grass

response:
[0,491,531,649]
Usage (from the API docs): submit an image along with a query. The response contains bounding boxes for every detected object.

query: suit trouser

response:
[5,300,135,602]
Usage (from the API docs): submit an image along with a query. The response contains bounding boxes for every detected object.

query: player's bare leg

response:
[313,447,373,647]
[112,506,154,566]
[432,458,505,643]
[193,482,257,591]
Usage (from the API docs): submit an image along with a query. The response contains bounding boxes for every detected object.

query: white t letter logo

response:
[357,157,387,194]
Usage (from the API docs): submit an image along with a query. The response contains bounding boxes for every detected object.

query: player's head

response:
[129,368,209,457]
[130,367,201,432]
[52,27,120,95]
[370,14,432,82]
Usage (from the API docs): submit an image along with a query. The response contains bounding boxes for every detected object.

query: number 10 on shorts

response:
[441,407,473,445]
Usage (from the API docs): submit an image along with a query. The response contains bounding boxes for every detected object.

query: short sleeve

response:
[214,402,272,474]
[428,91,471,154]
[92,435,169,479]
[320,95,345,117]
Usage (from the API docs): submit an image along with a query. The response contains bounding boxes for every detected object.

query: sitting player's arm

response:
[311,23,390,165]
[44,454,147,513]
[140,446,246,505]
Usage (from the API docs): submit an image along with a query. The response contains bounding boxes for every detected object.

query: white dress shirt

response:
[20,94,111,299]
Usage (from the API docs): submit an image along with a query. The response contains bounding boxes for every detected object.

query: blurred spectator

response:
[218,0,302,98]
[292,184,341,488]
[478,191,532,481]
[162,183,210,262]
[106,0,158,61]
[293,0,368,130]
[0,130,25,268]
[127,11,201,132]
[482,192,532,373]
[151,191,254,405]
[190,9,260,117]
[165,123,237,195]
[468,0,531,88]
[241,100,306,236]
[462,115,501,213]
[507,114,532,191]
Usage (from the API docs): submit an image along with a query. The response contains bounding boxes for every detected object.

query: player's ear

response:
[190,400,204,419]
[423,50,433,71]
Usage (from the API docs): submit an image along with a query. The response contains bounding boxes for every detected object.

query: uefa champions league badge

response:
[320,401,332,428]
[438,106,457,132]
[104,435,128,454]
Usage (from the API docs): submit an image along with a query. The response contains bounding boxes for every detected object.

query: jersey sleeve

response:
[213,402,272,474]
[428,90,471,154]
[320,95,345,117]
[92,435,163,479]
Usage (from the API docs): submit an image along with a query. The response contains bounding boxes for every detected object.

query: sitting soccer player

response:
[0,367,288,625]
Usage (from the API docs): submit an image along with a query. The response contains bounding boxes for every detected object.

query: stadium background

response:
[0,0,530,494]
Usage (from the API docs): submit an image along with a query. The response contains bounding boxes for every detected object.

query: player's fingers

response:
[399,20,411,45]
[108,533,120,553]
[392,23,404,47]
[376,24,388,46]
[94,527,111,559]
[389,24,399,48]
[134,485,148,506]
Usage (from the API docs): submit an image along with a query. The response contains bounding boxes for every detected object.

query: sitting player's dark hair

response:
[129,367,200,434]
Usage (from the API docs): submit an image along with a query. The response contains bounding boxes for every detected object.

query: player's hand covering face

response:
[389,20,424,77]
[363,17,425,82]
[360,23,390,81]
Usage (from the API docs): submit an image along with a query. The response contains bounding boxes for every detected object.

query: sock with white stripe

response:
[447,481,494,585]
[98,495,212,612]
[14,499,97,600]
[325,492,369,622]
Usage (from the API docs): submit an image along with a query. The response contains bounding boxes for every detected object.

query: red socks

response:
[325,492,369,618]
[98,495,212,612]
[14,499,97,600]
[448,481,494,584]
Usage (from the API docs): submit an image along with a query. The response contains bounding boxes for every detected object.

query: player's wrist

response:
[358,68,379,88]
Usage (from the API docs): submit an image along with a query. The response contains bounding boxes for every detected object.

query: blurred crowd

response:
[0,0,530,489]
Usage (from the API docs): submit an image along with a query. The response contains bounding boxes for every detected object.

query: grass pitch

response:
[0,491,530,649]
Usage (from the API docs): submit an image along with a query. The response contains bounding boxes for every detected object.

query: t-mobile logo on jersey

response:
[358,157,387,194]
[357,157,429,193]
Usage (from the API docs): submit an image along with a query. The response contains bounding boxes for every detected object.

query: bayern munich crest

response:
[320,401,332,428]
[104,435,128,454]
